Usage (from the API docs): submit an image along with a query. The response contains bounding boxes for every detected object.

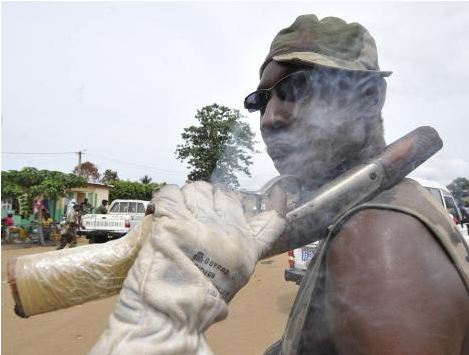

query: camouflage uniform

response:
[95,204,108,214]
[57,207,80,250]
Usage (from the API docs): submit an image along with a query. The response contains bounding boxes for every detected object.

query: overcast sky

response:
[2,1,469,189]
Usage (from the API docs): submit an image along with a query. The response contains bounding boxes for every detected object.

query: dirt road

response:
[1,240,298,355]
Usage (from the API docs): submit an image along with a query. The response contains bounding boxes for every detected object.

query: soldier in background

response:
[57,203,82,250]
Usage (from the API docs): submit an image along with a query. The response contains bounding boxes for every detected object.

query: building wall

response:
[58,184,110,217]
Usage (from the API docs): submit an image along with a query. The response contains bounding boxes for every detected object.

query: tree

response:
[102,169,119,184]
[109,180,165,201]
[447,177,469,191]
[175,103,257,187]
[447,177,469,203]
[73,161,100,182]
[1,176,23,200]
[140,175,152,184]
[1,168,86,217]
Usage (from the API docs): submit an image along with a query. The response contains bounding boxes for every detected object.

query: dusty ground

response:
[1,239,298,355]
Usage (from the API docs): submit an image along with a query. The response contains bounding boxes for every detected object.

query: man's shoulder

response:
[329,207,448,276]
[370,178,429,206]
[328,207,454,286]
[335,178,431,234]
[337,207,431,245]
[335,178,446,245]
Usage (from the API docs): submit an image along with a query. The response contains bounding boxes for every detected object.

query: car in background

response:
[78,199,150,243]
[285,178,468,285]
[285,240,320,284]
[413,178,469,240]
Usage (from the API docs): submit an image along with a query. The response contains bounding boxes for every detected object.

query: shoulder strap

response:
[279,179,469,354]
[328,178,469,293]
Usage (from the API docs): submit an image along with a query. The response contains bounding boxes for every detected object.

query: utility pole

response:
[76,149,86,175]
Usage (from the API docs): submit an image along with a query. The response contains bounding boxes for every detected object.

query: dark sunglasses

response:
[244,70,316,113]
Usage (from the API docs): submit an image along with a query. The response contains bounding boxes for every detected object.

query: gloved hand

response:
[90,181,286,355]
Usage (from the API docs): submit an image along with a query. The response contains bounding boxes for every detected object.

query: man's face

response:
[253,61,382,189]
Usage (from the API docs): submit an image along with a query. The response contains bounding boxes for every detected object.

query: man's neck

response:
[303,130,386,193]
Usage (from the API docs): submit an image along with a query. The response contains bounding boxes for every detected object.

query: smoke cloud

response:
[260,68,387,192]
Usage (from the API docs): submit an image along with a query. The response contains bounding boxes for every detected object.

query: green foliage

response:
[1,168,86,217]
[1,177,23,199]
[447,177,469,203]
[109,180,165,201]
[140,175,153,184]
[175,103,257,187]
[2,168,86,200]
[102,169,119,184]
[447,177,469,191]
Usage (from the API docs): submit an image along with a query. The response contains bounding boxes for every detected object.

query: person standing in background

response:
[36,206,47,246]
[95,200,108,214]
[42,212,53,242]
[2,212,15,242]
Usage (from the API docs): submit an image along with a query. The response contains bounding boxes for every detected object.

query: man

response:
[95,199,108,214]
[245,15,469,354]
[36,206,47,246]
[91,15,468,354]
[41,212,53,242]
[81,198,92,214]
[57,203,81,250]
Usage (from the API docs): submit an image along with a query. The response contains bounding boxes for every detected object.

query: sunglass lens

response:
[244,90,269,112]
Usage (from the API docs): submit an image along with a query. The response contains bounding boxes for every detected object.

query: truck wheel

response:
[89,236,108,244]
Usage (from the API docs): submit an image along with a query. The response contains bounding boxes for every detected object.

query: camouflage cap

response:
[260,15,392,78]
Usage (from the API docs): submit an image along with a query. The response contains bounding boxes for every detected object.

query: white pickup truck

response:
[78,199,150,243]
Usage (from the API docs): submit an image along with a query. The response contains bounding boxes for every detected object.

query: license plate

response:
[301,248,315,262]
[85,221,123,228]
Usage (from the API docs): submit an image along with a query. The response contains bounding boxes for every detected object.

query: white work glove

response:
[90,181,286,355]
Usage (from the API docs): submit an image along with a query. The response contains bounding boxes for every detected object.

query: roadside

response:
[2,240,298,355]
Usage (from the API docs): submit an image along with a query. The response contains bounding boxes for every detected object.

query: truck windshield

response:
[444,195,461,222]
[119,202,129,213]
[110,203,120,213]
[425,187,443,206]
